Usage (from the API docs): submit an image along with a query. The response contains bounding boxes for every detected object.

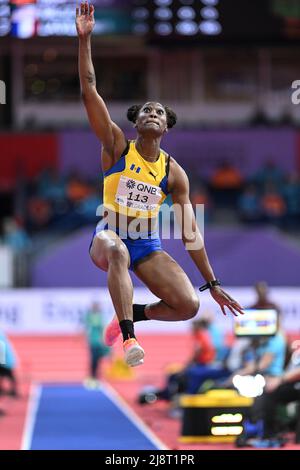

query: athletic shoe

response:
[123,338,145,367]
[104,317,121,346]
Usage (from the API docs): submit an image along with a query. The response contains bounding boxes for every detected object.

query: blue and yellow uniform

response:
[90,140,171,270]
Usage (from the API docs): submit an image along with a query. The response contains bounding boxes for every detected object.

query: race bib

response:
[115,176,162,212]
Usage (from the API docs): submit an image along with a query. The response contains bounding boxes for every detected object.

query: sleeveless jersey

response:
[103,140,170,219]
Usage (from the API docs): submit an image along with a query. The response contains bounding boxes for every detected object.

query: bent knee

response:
[90,247,108,271]
[90,237,129,270]
[184,296,200,319]
[107,243,129,265]
[174,295,200,320]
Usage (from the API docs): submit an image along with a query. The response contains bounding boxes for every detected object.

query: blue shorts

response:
[89,219,162,271]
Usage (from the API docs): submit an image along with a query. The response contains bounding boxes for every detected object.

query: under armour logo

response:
[149,171,156,180]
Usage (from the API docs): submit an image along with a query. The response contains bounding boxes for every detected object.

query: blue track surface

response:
[30,384,160,450]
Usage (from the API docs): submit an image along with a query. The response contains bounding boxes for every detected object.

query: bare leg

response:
[90,230,133,321]
[134,251,200,321]
[90,230,144,366]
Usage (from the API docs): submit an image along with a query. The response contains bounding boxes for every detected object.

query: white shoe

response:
[123,338,145,367]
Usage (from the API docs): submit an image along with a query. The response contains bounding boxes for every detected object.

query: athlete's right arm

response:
[76,2,127,169]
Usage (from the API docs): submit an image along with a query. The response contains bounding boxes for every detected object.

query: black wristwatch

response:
[199,279,221,292]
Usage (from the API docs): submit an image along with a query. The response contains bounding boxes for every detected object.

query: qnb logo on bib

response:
[116,176,162,212]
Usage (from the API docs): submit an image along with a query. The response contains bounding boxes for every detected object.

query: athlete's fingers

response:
[89,4,94,16]
[220,304,226,316]
[216,290,243,314]
[235,303,244,311]
[228,300,244,314]
[227,305,238,317]
[224,296,243,315]
[229,297,244,310]
[76,5,79,17]
[84,1,89,15]
[233,306,244,316]
[231,304,244,315]
[80,2,85,15]
[227,298,243,312]
[223,293,235,304]
[226,294,234,302]
[219,289,232,301]
[222,291,243,310]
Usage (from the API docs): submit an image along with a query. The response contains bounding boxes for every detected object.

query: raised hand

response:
[209,286,244,317]
[76,2,95,37]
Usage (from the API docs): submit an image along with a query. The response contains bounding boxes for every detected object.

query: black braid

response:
[127,105,142,124]
[165,106,177,128]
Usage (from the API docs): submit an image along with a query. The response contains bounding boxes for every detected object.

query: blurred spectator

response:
[238,184,262,223]
[200,310,227,363]
[76,184,101,224]
[211,161,243,190]
[3,218,31,253]
[67,175,91,204]
[84,302,110,389]
[251,281,290,365]
[0,330,18,397]
[27,197,53,231]
[240,282,286,383]
[282,173,300,228]
[253,160,284,188]
[191,319,216,365]
[37,168,66,202]
[251,281,279,311]
[191,186,213,223]
[225,337,251,374]
[233,334,286,384]
[261,183,286,224]
[210,161,243,206]
[138,319,228,403]
[223,282,286,389]
[238,340,300,448]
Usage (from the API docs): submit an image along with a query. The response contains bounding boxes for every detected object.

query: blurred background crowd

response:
[0,0,300,451]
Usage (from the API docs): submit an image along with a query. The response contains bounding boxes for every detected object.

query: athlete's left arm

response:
[170,160,243,316]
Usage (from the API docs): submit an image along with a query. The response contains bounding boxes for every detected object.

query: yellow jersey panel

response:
[103,141,169,219]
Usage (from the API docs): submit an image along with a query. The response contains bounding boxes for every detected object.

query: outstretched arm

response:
[170,161,243,316]
[76,2,126,170]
